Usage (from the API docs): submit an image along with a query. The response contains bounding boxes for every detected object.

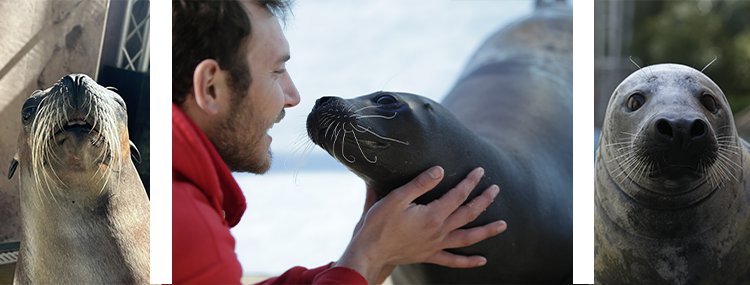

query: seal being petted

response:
[305,1,573,282]
[9,74,149,284]
[595,63,750,283]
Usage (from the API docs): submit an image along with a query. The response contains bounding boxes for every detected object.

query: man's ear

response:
[192,59,222,115]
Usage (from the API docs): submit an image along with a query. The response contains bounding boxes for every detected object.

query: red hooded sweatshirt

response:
[172,104,367,284]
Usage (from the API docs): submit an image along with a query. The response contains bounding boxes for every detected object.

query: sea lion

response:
[305,3,572,283]
[595,63,750,283]
[8,74,149,284]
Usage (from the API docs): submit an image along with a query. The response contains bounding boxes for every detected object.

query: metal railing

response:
[0,241,19,265]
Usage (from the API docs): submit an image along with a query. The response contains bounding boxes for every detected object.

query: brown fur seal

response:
[8,74,149,284]
[595,63,750,283]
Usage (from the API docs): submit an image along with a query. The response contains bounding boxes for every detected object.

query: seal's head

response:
[599,63,741,208]
[10,74,133,200]
[306,91,486,202]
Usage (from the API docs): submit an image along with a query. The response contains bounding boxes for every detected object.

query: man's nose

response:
[283,72,300,108]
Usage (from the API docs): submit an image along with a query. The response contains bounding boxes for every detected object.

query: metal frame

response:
[116,0,150,72]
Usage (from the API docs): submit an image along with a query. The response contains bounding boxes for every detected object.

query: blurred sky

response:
[231,0,539,276]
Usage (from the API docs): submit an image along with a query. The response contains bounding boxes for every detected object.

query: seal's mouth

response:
[649,165,703,179]
[53,117,102,146]
[55,118,98,135]
[61,119,94,132]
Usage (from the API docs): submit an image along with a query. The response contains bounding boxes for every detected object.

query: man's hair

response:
[172,0,293,105]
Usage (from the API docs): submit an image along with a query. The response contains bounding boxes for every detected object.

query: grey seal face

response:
[600,63,741,208]
[12,74,130,197]
[306,91,459,197]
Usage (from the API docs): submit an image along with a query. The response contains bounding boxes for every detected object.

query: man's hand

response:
[336,166,507,284]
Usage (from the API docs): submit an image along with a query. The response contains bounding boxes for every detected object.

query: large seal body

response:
[10,74,150,284]
[306,3,572,283]
[595,63,750,283]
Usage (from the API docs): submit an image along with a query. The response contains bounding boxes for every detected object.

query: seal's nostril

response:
[691,120,706,138]
[656,119,673,138]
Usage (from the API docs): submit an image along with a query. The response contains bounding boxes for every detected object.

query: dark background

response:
[595,1,750,134]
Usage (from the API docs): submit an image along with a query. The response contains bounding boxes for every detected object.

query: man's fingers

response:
[442,220,507,249]
[427,250,488,268]
[390,166,444,205]
[429,167,484,216]
[444,184,499,230]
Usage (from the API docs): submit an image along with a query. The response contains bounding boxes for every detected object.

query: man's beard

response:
[207,99,274,174]
[204,61,285,174]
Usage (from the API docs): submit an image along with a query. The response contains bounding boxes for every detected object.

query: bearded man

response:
[172,1,507,284]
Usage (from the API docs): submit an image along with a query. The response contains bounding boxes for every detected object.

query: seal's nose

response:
[58,74,95,115]
[61,74,90,100]
[653,117,710,147]
[315,96,334,108]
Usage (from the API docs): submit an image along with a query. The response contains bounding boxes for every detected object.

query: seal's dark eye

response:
[701,94,717,113]
[22,106,36,122]
[376,95,397,105]
[627,93,645,112]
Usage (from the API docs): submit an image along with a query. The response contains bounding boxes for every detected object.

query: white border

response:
[150,0,171,283]
[573,0,594,283]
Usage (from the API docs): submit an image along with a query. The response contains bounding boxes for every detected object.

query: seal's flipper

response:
[8,155,18,179]
[130,141,141,163]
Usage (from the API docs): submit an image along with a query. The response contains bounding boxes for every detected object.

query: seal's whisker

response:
[351,124,369,133]
[353,113,397,120]
[715,138,739,143]
[607,149,636,164]
[330,122,341,158]
[707,160,720,187]
[701,55,718,73]
[715,132,736,137]
[619,155,639,181]
[614,152,643,181]
[712,158,733,183]
[605,141,633,147]
[352,105,379,113]
[702,159,717,188]
[341,126,355,163]
[293,141,316,186]
[288,129,317,184]
[715,151,742,168]
[631,155,648,183]
[350,123,377,163]
[331,124,340,161]
[716,146,740,157]
[84,97,93,126]
[44,166,64,204]
[613,144,635,152]
[611,158,634,179]
[324,120,334,138]
[355,125,409,146]
[717,145,742,151]
[635,157,650,182]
